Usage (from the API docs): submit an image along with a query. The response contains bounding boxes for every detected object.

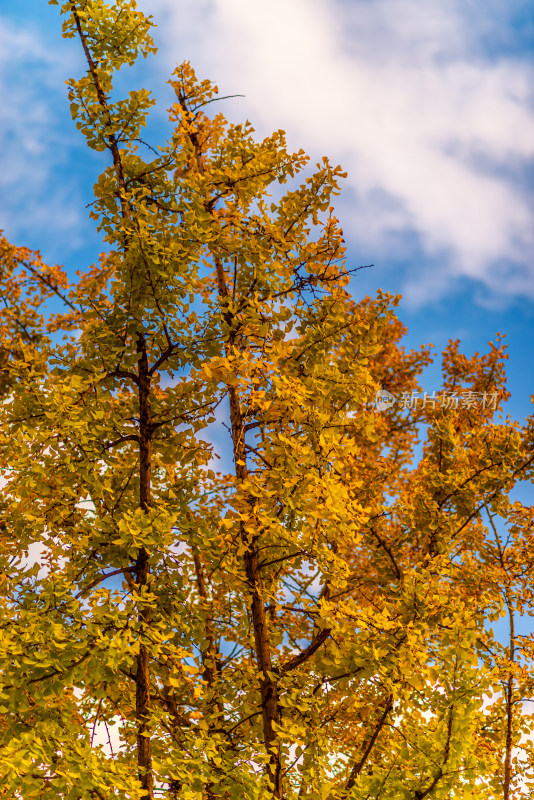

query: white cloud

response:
[0,18,85,253]
[149,0,534,305]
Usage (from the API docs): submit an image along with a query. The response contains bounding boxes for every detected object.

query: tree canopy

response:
[0,1,533,798]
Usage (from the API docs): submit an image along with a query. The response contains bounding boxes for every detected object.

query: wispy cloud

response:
[151,0,534,305]
[0,18,86,257]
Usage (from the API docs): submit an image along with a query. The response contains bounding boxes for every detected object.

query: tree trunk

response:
[136,333,154,799]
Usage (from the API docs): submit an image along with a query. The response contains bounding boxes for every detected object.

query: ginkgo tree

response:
[0,1,533,799]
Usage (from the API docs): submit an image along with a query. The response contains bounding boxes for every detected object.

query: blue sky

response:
[1,0,533,429]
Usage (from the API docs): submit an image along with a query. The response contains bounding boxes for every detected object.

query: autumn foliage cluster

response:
[0,2,533,799]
